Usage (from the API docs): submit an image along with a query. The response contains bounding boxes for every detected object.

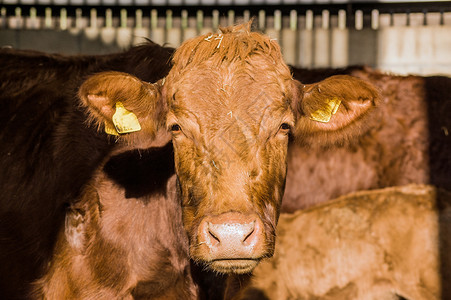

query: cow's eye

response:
[279,123,291,131]
[170,124,181,132]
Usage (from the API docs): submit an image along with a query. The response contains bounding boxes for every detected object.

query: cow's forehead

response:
[168,59,292,128]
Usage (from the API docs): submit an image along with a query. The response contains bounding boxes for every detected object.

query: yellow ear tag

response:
[104,121,119,136]
[112,101,142,134]
[310,97,342,123]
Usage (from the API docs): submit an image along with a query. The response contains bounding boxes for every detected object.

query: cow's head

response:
[77,23,380,275]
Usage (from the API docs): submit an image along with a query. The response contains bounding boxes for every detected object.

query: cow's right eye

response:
[280,123,291,131]
[170,124,181,132]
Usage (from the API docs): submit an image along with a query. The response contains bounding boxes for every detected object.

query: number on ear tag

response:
[310,97,342,123]
[112,101,141,134]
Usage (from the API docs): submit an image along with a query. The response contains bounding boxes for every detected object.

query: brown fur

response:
[2,25,384,297]
[78,71,169,149]
[32,173,197,300]
[167,24,290,86]
[31,73,196,299]
[283,66,451,211]
[0,42,173,298]
[163,23,295,273]
[292,74,381,147]
[5,24,448,299]
[161,23,380,274]
[238,185,451,300]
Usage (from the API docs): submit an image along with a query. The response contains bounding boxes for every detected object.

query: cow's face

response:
[165,56,294,274]
[162,25,380,274]
[78,24,380,276]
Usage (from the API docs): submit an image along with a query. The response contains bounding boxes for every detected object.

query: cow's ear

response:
[291,75,380,147]
[78,71,165,138]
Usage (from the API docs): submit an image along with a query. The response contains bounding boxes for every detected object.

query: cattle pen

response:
[1,0,451,76]
[1,1,451,300]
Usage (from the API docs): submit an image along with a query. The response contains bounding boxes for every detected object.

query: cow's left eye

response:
[277,123,291,136]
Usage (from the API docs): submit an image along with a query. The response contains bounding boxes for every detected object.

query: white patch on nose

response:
[207,221,255,245]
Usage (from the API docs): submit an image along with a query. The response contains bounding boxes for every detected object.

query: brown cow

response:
[31,72,197,299]
[32,173,198,299]
[163,25,379,275]
[284,65,451,211]
[238,184,451,300]
[85,23,380,276]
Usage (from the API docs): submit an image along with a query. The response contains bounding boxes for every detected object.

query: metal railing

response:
[1,1,451,75]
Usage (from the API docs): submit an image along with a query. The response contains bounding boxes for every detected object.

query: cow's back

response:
[241,184,451,300]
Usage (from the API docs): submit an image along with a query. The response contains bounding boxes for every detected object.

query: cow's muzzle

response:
[196,212,267,274]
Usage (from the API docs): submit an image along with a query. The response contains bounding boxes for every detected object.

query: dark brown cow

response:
[0,44,173,299]
[283,66,451,211]
[31,72,197,299]
[84,23,379,277]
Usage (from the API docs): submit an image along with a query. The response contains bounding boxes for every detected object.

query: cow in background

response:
[283,65,451,211]
[31,72,197,299]
[0,43,173,299]
[236,184,451,300]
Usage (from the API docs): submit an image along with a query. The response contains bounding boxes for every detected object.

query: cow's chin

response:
[206,259,260,274]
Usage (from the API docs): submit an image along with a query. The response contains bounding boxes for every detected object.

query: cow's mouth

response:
[208,259,260,274]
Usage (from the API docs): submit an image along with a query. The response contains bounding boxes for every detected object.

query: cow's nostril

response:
[207,226,221,244]
[243,227,255,244]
